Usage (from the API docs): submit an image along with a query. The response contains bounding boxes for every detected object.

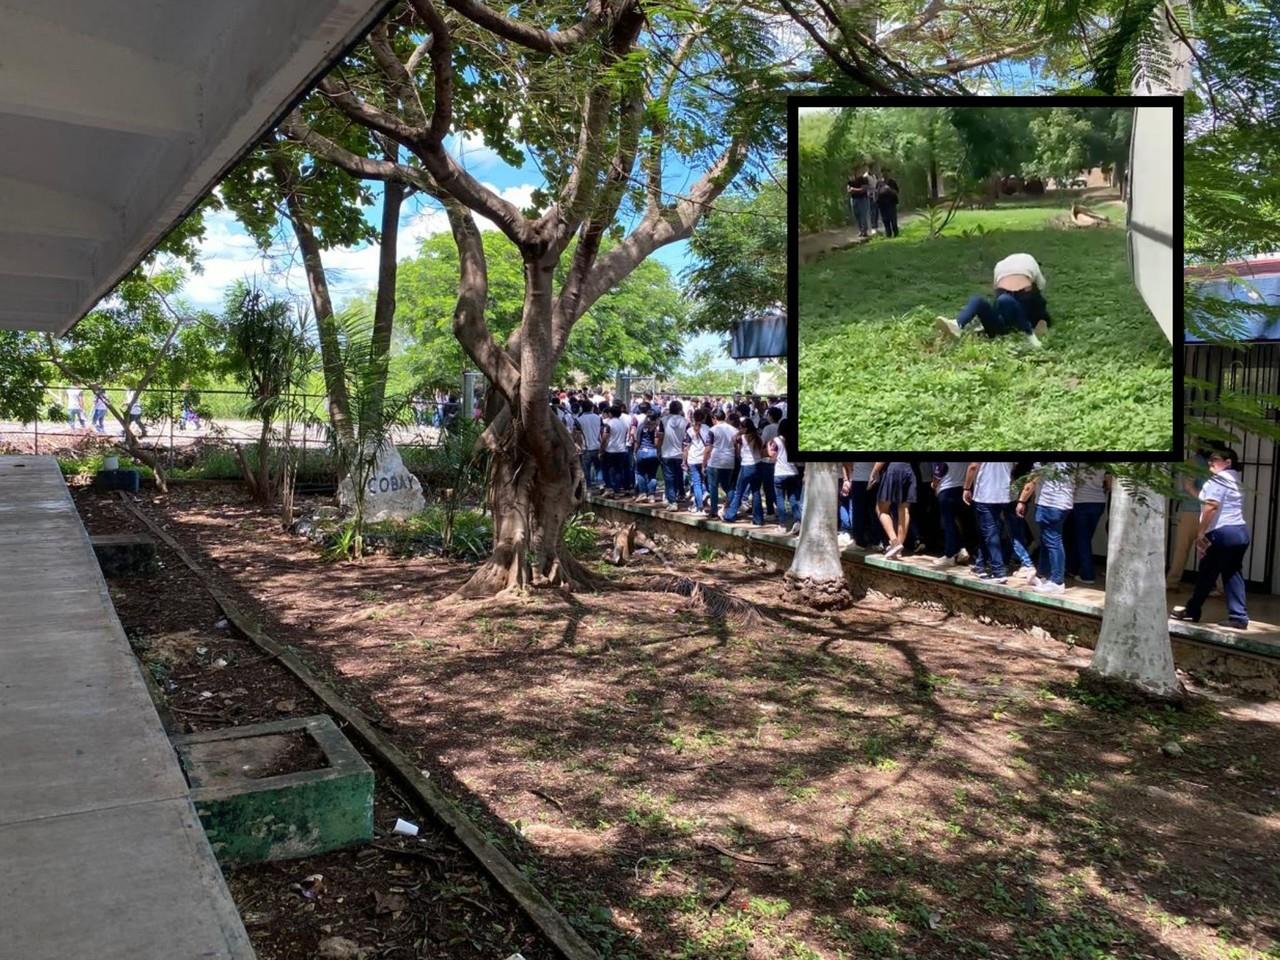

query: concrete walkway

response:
[0,456,253,959]
[797,213,919,264]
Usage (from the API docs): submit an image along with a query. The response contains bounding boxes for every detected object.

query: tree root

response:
[643,575,765,627]
[782,572,852,611]
[1077,666,1188,708]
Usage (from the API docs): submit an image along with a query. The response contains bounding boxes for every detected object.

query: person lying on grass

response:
[936,253,1052,348]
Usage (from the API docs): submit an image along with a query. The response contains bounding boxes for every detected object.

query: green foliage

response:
[666,349,753,396]
[0,332,47,421]
[685,184,785,332]
[562,512,602,559]
[391,232,687,387]
[797,207,1173,450]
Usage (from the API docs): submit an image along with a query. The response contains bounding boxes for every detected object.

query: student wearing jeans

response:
[705,410,738,518]
[1172,448,1250,629]
[769,422,801,534]
[632,413,662,501]
[932,461,972,568]
[575,401,603,489]
[659,401,688,509]
[599,404,630,495]
[722,419,766,526]
[963,462,1028,583]
[1017,463,1074,595]
[1069,467,1109,583]
[685,410,712,514]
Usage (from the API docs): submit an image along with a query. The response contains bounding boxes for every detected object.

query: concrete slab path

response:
[0,455,254,959]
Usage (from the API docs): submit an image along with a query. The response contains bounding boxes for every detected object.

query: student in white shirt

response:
[931,461,973,568]
[575,402,603,489]
[1016,463,1074,594]
[659,400,689,509]
[962,462,1023,583]
[684,409,712,513]
[1172,448,1250,629]
[704,409,738,518]
[722,419,767,526]
[768,418,801,534]
[598,403,630,496]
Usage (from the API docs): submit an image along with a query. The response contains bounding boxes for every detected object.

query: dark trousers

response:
[661,457,684,503]
[878,199,899,237]
[775,474,802,528]
[843,479,875,546]
[758,461,776,515]
[708,466,735,516]
[1070,502,1106,580]
[604,451,629,492]
[1184,524,1250,624]
[956,292,1032,337]
[938,486,965,557]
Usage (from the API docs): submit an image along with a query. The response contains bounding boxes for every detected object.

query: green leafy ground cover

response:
[797,204,1174,451]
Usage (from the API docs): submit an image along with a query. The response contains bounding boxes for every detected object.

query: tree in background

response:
[43,267,217,490]
[392,232,687,390]
[1025,108,1094,185]
[283,0,784,597]
[219,283,317,507]
[685,183,785,333]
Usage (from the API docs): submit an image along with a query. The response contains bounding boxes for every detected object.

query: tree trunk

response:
[1081,484,1185,703]
[365,176,404,426]
[270,153,354,446]
[784,462,852,609]
[452,405,592,598]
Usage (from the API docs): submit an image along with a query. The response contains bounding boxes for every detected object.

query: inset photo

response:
[789,96,1181,458]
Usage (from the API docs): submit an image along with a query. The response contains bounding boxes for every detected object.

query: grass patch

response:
[797,205,1172,451]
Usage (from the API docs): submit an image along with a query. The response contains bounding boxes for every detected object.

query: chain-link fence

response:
[0,385,465,468]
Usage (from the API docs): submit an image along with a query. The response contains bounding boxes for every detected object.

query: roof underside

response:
[0,0,388,334]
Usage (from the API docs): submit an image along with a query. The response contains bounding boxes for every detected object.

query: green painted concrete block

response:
[172,715,373,865]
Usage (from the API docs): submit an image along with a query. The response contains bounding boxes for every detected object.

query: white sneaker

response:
[955,548,971,564]
[884,543,904,559]
[1015,565,1038,581]
[935,315,963,339]
[1035,581,1066,595]
[934,555,959,569]
[837,532,853,548]
[789,522,801,535]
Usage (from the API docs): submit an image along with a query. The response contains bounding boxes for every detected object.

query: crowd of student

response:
[552,388,1252,630]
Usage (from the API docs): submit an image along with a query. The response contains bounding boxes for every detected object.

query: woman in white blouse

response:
[1171,448,1250,629]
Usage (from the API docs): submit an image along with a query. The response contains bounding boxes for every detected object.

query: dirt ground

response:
[79,483,1280,960]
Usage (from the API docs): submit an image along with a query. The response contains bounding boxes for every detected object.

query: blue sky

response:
[187,131,744,371]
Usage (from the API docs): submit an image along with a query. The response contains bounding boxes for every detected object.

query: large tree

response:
[392,231,687,389]
[280,0,783,597]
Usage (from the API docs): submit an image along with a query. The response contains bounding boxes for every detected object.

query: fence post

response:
[33,415,38,456]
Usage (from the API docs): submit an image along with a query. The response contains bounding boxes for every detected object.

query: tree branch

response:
[930,40,1041,73]
[443,201,521,404]
[775,0,899,93]
[279,112,438,193]
[440,0,616,53]
[574,130,751,322]
[546,3,646,250]
[367,22,428,128]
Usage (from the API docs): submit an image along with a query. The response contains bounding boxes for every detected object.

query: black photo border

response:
[784,94,1185,464]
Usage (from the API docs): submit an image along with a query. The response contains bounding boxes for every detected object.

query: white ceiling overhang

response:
[0,0,391,334]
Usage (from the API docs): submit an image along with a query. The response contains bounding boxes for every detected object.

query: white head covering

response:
[993,253,1046,292]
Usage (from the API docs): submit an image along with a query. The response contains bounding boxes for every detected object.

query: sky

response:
[185,131,746,373]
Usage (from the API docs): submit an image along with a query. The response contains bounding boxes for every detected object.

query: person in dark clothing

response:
[877,168,900,237]
[847,170,870,237]
[936,253,1051,348]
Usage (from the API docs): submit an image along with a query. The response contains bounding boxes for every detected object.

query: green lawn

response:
[797,203,1174,452]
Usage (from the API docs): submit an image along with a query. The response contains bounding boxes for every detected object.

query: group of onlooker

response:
[548,396,1254,633]
[846,163,901,239]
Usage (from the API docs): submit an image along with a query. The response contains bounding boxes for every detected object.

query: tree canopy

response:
[390,231,687,388]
